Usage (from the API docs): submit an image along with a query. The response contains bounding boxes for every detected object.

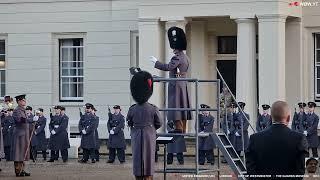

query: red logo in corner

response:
[289,1,300,6]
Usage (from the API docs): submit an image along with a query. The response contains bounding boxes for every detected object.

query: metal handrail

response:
[153,77,220,179]
[216,67,256,168]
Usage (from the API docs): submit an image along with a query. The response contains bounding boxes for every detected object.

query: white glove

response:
[227,130,230,135]
[33,116,39,122]
[34,131,37,135]
[82,129,87,135]
[54,125,59,128]
[303,131,308,136]
[51,130,56,135]
[149,56,158,64]
[235,132,240,137]
[110,130,115,135]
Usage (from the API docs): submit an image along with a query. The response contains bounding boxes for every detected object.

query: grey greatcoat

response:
[127,103,162,176]
[12,105,30,161]
[27,113,34,136]
[3,115,14,147]
[48,114,70,151]
[167,120,187,153]
[95,115,100,150]
[291,112,306,133]
[232,112,249,152]
[107,113,126,149]
[79,113,97,149]
[154,50,192,121]
[256,114,272,132]
[0,116,4,159]
[221,112,235,143]
[303,113,319,148]
[198,114,215,150]
[31,116,47,151]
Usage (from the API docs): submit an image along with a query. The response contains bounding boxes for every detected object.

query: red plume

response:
[147,79,152,89]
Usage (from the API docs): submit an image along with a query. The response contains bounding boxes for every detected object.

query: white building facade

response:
[0,0,319,138]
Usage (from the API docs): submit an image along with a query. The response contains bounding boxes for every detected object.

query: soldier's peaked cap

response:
[298,102,307,108]
[14,94,26,101]
[26,106,32,111]
[84,103,94,109]
[200,104,210,108]
[308,102,316,108]
[262,104,270,110]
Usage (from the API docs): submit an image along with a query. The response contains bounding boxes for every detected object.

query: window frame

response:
[59,38,84,102]
[0,36,7,100]
[217,36,237,54]
[314,33,320,100]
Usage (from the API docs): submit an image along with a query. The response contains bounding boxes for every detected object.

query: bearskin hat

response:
[130,67,153,104]
[168,26,187,50]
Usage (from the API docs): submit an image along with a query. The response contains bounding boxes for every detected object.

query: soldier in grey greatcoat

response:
[232,102,249,157]
[292,102,307,133]
[256,104,272,132]
[220,103,236,163]
[127,68,162,180]
[78,103,97,163]
[150,26,191,133]
[92,107,100,162]
[47,106,70,163]
[167,120,187,165]
[30,108,47,161]
[0,109,5,172]
[11,94,30,177]
[198,104,215,165]
[25,106,34,161]
[2,108,14,161]
[107,105,126,163]
[302,102,319,157]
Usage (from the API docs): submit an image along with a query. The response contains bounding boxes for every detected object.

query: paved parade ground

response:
[0,156,235,180]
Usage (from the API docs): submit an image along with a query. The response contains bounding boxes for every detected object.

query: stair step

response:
[224,145,233,148]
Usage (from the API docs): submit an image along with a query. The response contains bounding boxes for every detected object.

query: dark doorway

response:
[217,60,236,96]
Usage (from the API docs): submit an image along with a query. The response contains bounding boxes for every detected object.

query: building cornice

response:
[256,14,287,22]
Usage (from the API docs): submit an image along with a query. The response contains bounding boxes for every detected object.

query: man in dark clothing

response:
[246,101,308,179]
[107,105,126,164]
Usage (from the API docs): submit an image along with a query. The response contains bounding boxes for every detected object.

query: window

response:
[217,36,258,54]
[315,34,320,100]
[218,36,237,54]
[59,38,83,101]
[130,31,139,67]
[0,40,5,97]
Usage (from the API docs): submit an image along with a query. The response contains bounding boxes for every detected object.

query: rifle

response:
[79,108,83,118]
[49,108,53,120]
[107,105,112,120]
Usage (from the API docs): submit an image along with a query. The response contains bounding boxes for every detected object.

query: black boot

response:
[107,159,114,163]
[78,159,87,163]
[177,153,184,165]
[167,153,173,165]
[47,159,54,162]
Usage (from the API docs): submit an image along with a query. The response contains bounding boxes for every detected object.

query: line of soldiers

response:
[291,102,319,157]
[78,103,126,164]
[221,102,250,157]
[156,104,216,166]
[1,98,70,167]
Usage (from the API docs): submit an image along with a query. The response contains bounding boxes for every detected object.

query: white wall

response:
[0,0,139,139]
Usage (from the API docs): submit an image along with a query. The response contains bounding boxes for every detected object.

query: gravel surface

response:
[0,155,235,180]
